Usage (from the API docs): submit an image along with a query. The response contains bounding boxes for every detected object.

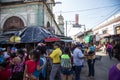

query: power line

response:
[55,4,120,13]
[91,7,120,29]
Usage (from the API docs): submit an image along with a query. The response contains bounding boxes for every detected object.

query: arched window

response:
[3,16,25,31]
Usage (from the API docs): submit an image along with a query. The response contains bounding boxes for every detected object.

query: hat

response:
[11,47,17,52]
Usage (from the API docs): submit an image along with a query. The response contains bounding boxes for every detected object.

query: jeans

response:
[74,65,82,80]
[108,52,112,59]
[49,64,60,80]
[87,59,95,77]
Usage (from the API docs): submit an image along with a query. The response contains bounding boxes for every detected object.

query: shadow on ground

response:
[80,51,119,80]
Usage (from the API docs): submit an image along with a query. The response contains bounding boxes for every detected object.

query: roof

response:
[93,13,120,31]
[76,29,92,38]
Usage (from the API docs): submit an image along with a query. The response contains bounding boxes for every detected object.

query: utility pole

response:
[65,21,75,36]
[66,21,67,36]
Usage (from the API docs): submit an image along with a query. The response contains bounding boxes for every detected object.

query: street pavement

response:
[80,51,119,80]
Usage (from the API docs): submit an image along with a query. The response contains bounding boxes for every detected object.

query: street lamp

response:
[47,2,62,27]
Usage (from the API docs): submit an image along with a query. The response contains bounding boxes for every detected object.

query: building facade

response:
[58,14,64,35]
[92,13,120,39]
[0,0,62,35]
[75,29,93,43]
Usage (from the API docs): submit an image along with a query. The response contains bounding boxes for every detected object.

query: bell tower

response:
[58,14,64,35]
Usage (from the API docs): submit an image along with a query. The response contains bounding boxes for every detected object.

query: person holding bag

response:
[86,43,96,79]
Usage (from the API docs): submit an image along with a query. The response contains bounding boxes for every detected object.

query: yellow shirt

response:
[50,48,62,63]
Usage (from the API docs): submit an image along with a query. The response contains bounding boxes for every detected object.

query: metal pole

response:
[47,2,61,27]
[83,25,86,42]
[51,4,52,27]
[66,21,67,36]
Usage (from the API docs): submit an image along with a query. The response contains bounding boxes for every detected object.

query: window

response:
[102,30,107,34]
[116,26,120,34]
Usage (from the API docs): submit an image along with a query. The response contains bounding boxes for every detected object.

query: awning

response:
[60,39,74,42]
[45,37,61,42]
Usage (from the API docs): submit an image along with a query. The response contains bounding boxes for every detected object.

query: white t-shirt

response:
[3,52,10,59]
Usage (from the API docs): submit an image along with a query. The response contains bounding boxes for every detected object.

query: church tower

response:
[58,14,64,35]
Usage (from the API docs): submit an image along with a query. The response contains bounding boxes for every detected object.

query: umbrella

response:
[17,26,54,43]
[10,36,21,43]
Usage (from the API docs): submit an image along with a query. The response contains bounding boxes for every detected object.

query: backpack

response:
[61,54,72,68]
[107,47,112,52]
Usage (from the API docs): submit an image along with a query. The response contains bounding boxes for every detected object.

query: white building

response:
[92,13,120,39]
[0,0,63,35]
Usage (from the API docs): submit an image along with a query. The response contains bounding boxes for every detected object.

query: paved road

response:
[80,51,119,80]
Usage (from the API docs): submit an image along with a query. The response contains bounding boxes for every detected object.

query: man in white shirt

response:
[73,44,85,80]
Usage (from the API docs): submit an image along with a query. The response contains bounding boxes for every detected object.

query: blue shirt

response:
[90,46,96,52]
[33,58,44,78]
[0,55,4,63]
[73,48,84,66]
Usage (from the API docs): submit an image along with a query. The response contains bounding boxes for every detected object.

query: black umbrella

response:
[17,26,54,43]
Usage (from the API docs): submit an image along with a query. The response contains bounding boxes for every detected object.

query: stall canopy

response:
[56,35,74,43]
[0,31,18,44]
[16,26,55,43]
[45,37,61,42]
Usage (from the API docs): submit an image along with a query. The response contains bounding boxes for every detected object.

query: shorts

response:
[61,67,72,75]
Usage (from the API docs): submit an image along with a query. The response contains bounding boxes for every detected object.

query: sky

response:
[53,0,120,37]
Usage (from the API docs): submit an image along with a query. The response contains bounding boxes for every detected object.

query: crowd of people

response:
[0,41,120,80]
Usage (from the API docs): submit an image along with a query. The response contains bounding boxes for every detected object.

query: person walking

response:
[86,43,96,79]
[61,47,72,80]
[73,44,85,80]
[48,43,62,80]
[107,42,113,60]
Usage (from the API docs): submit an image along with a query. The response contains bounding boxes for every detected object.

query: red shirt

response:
[105,44,108,48]
[0,68,11,80]
[25,60,39,74]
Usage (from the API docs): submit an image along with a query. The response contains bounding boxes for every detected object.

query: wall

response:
[93,21,120,35]
[0,2,44,29]
[0,1,62,35]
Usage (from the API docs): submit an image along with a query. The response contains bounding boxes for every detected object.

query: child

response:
[23,50,42,80]
[61,47,72,80]
[10,49,25,80]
